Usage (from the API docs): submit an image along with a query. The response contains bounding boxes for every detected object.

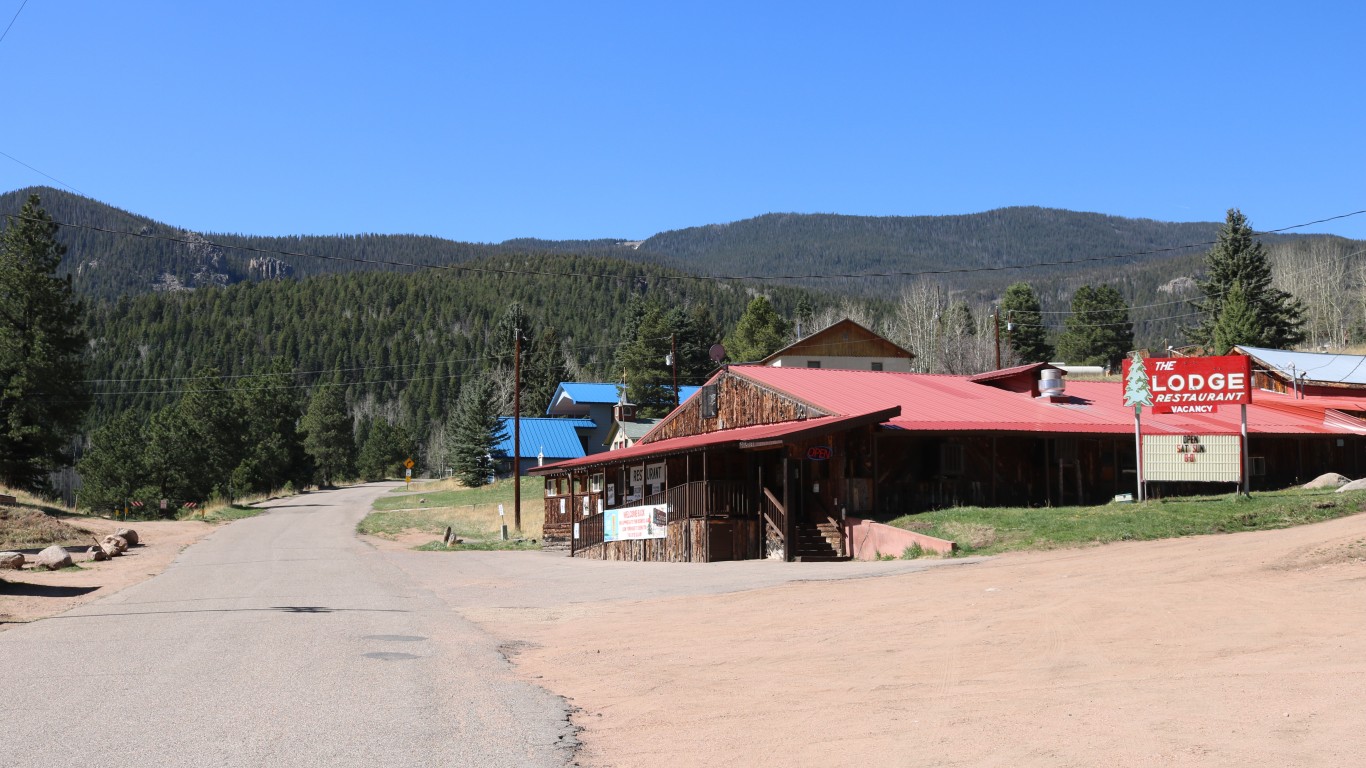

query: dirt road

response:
[468,514,1366,767]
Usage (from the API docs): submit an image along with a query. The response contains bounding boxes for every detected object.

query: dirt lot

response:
[479,513,1366,767]
[0,517,217,626]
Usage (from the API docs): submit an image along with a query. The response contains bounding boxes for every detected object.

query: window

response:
[807,360,822,368]
[589,473,604,494]
[1250,456,1266,476]
[871,362,883,371]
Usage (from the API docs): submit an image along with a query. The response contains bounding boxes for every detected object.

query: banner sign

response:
[603,504,669,542]
[1121,355,1251,414]
[1142,434,1241,482]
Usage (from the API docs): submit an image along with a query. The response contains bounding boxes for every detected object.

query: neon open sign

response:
[806,445,833,461]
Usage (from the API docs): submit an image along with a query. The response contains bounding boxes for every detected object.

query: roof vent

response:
[1039,368,1065,398]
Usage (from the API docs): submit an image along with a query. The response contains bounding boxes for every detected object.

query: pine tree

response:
[999,282,1053,364]
[724,296,791,363]
[76,410,148,512]
[0,194,91,490]
[1056,285,1134,370]
[616,300,674,417]
[231,359,311,494]
[1211,280,1262,355]
[142,368,245,501]
[301,384,355,487]
[449,374,504,488]
[1188,209,1305,350]
[1123,352,1152,408]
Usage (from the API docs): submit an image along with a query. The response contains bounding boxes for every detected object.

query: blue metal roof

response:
[495,417,593,459]
[547,382,705,414]
[1239,346,1366,386]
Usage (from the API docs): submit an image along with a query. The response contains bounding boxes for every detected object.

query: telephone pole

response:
[513,325,522,532]
[993,309,1001,370]
[671,334,679,410]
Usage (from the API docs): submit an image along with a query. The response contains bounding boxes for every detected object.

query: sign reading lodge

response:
[1121,355,1252,414]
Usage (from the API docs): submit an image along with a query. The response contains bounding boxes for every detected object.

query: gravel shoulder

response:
[0,516,217,627]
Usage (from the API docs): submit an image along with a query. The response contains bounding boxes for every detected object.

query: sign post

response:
[404,457,414,489]
[1121,354,1254,498]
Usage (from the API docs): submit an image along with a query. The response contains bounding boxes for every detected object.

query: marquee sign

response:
[1121,355,1252,414]
[1142,434,1241,482]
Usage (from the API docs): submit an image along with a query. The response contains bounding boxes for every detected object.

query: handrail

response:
[761,487,786,539]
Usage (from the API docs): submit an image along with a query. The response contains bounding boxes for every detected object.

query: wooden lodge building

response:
[530,359,1366,563]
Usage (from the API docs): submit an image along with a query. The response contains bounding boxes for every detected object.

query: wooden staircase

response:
[792,521,849,562]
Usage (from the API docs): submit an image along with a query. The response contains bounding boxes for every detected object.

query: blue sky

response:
[2,1,1363,242]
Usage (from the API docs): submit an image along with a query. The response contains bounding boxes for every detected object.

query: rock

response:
[1335,478,1366,493]
[35,545,72,570]
[88,545,109,562]
[1304,473,1350,489]
[101,542,121,558]
[443,526,453,546]
[102,535,129,553]
[0,551,24,569]
[114,528,139,546]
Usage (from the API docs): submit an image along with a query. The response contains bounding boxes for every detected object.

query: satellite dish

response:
[709,343,726,362]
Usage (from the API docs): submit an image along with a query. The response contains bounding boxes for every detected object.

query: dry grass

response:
[397,477,473,494]
[0,506,94,550]
[360,501,544,543]
[935,520,999,549]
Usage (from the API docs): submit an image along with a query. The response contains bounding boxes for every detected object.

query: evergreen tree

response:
[1188,209,1305,350]
[76,410,148,512]
[1056,285,1134,370]
[999,282,1053,364]
[724,296,791,363]
[301,384,354,487]
[616,300,674,417]
[0,195,91,490]
[143,369,245,501]
[1211,281,1262,355]
[449,374,504,488]
[231,360,311,495]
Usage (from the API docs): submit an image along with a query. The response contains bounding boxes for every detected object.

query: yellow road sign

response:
[404,457,415,469]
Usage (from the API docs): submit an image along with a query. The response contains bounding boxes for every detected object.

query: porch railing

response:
[571,510,605,555]
[761,487,786,539]
[644,481,753,522]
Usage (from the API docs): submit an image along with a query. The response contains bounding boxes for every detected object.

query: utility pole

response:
[993,309,1001,370]
[513,325,522,532]
[671,334,679,410]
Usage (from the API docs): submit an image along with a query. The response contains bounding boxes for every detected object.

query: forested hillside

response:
[83,253,821,429]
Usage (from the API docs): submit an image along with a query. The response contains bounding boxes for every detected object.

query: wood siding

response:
[648,372,830,442]
[574,519,761,562]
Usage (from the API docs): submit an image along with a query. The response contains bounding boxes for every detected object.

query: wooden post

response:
[513,326,522,531]
[782,454,793,562]
[1134,407,1145,502]
[1240,404,1250,495]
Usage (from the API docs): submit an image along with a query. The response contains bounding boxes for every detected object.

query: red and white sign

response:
[1122,355,1252,414]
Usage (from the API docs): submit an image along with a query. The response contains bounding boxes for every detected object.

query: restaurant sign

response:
[1121,355,1252,414]
[603,504,669,542]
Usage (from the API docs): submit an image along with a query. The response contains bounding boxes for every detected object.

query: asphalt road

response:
[0,483,575,767]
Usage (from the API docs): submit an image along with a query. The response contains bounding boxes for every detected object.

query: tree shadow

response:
[0,582,101,598]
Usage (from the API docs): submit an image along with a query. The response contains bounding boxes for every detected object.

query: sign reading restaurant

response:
[1121,355,1252,414]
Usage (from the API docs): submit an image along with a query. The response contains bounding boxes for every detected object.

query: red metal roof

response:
[729,366,1366,437]
[529,407,899,475]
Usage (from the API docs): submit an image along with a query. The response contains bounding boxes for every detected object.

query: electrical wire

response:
[0,0,27,46]
[4,208,1364,285]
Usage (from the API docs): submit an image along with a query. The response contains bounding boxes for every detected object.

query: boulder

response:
[1304,473,1351,489]
[0,551,24,569]
[102,535,129,553]
[35,545,72,570]
[88,545,109,562]
[114,528,139,546]
[1335,478,1366,493]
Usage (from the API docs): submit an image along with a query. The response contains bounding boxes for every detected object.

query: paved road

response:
[1,483,574,767]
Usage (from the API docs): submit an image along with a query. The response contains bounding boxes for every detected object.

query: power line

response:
[0,0,28,46]
[5,208,1364,285]
[0,151,86,196]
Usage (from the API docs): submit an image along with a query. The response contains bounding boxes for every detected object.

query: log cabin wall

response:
[572,518,761,562]
[648,371,831,442]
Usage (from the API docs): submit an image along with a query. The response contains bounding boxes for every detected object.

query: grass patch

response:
[362,476,544,546]
[886,487,1365,556]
